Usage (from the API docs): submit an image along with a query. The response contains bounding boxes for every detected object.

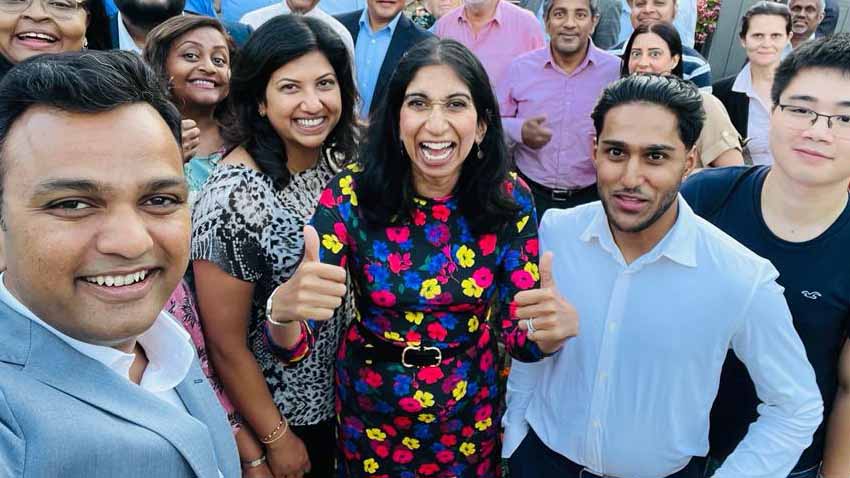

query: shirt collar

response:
[459,0,504,25]
[543,39,601,74]
[579,195,698,268]
[0,272,195,393]
[732,62,753,96]
[359,7,402,34]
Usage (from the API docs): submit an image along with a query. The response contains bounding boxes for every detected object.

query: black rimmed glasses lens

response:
[778,104,850,139]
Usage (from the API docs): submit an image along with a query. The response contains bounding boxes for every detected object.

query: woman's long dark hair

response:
[357,38,518,235]
[84,0,111,51]
[620,21,684,79]
[222,15,357,189]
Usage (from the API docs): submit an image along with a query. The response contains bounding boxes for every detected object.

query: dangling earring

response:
[82,38,88,50]
[167,76,174,92]
[476,142,484,159]
[258,106,266,117]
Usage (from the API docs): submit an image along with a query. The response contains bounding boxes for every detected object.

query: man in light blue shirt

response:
[503,75,822,478]
[336,0,434,117]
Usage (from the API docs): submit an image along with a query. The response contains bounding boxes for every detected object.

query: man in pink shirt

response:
[434,0,544,88]
[498,0,621,215]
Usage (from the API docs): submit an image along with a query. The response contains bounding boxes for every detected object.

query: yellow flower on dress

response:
[420,279,441,299]
[347,162,363,172]
[461,278,484,298]
[414,390,435,408]
[418,413,436,423]
[339,175,358,205]
[516,215,529,233]
[459,442,476,456]
[404,311,424,325]
[366,428,387,441]
[402,437,420,450]
[468,316,480,333]
[455,245,475,268]
[414,197,427,206]
[384,331,403,342]
[509,171,518,179]
[452,380,467,401]
[524,262,540,281]
[363,458,379,473]
[475,417,492,431]
[321,234,343,254]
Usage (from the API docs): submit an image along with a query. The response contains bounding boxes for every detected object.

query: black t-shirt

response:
[682,165,850,471]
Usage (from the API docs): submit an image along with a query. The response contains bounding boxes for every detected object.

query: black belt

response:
[354,320,471,368]
[518,170,595,201]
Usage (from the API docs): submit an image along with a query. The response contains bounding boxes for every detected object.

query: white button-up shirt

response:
[733,63,774,166]
[503,198,823,478]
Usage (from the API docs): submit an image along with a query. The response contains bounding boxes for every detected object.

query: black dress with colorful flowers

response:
[311,165,546,478]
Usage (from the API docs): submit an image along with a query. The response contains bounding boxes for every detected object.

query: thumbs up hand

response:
[514,252,579,354]
[268,225,348,324]
[520,115,553,150]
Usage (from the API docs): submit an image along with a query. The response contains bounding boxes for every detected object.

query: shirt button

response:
[599,372,608,381]
[608,322,617,332]
[592,420,601,428]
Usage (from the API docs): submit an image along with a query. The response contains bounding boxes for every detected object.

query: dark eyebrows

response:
[403,92,473,101]
[598,140,675,152]
[32,177,187,197]
[787,94,817,103]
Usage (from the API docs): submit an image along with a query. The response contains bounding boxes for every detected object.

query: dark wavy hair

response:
[84,0,111,51]
[357,38,518,235]
[592,74,705,150]
[222,15,357,189]
[772,33,850,105]
[620,21,684,79]
[740,1,792,38]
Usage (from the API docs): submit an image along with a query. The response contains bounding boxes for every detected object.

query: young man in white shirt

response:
[503,74,823,478]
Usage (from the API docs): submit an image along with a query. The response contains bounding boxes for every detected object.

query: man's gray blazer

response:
[0,300,240,477]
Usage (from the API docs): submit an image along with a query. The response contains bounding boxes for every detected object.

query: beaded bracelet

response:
[259,417,289,445]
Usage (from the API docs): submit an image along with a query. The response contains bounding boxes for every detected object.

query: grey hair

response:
[788,0,825,15]
[543,0,600,20]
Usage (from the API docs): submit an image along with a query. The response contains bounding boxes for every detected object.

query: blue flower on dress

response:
[372,240,390,261]
[393,374,412,395]
[403,271,422,290]
[338,201,351,221]
[439,315,457,330]
[413,423,432,440]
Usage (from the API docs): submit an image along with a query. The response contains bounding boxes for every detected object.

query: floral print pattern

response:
[311,165,545,477]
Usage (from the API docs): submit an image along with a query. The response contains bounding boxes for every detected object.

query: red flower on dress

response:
[475,404,492,422]
[461,425,474,438]
[426,322,448,341]
[436,449,455,463]
[417,366,444,385]
[439,434,457,447]
[372,442,390,458]
[478,234,497,255]
[388,252,412,274]
[399,397,422,413]
[418,463,440,475]
[381,424,398,437]
[318,188,336,208]
[393,416,413,429]
[525,238,539,256]
[362,369,383,388]
[412,209,426,226]
[392,448,414,464]
[479,349,494,372]
[333,222,349,244]
[386,226,410,243]
[371,290,397,307]
[472,267,494,288]
[432,204,450,222]
[510,270,535,290]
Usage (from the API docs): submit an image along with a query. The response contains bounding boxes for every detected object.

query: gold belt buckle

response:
[401,345,442,368]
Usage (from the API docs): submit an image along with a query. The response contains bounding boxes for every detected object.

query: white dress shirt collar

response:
[579,196,698,268]
[0,272,194,393]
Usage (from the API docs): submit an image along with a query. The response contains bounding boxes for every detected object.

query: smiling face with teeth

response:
[0,103,190,351]
[0,0,88,63]
[399,64,486,199]
[164,26,231,111]
[262,50,342,166]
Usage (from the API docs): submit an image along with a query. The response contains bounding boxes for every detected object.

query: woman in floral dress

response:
[288,39,574,478]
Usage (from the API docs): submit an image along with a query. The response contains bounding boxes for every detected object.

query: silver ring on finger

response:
[526,317,537,334]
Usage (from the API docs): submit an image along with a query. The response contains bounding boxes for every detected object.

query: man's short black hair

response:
[0,50,181,214]
[772,33,850,106]
[591,74,705,150]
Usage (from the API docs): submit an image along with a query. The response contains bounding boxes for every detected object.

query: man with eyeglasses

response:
[682,34,850,478]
